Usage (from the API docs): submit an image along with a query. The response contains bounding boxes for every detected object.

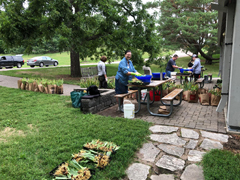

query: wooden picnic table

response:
[127,78,183,117]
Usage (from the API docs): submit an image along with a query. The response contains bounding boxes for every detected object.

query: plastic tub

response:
[152,72,160,79]
[136,75,152,84]
[162,72,166,79]
[179,68,193,73]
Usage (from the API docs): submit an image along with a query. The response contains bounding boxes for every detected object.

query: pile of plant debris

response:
[50,140,120,180]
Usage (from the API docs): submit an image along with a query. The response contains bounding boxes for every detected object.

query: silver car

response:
[27,56,59,68]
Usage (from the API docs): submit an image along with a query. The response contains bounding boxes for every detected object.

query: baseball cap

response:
[192,54,197,58]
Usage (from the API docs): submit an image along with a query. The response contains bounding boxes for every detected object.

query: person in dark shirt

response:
[166,54,181,77]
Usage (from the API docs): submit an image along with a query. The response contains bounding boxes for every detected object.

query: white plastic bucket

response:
[141,89,147,100]
[124,100,135,119]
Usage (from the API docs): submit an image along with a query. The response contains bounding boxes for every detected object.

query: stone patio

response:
[124,125,229,180]
[97,79,226,134]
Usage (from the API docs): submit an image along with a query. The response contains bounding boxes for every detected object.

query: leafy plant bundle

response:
[72,150,111,169]
[21,77,27,84]
[190,84,198,92]
[107,78,115,89]
[53,160,91,180]
[166,81,176,91]
[209,89,221,96]
[214,83,222,89]
[162,83,168,90]
[183,82,189,91]
[84,139,120,152]
[128,78,144,85]
[56,79,64,86]
[79,77,99,88]
[28,78,34,83]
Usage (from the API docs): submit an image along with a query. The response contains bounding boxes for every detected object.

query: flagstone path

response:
[125,125,229,180]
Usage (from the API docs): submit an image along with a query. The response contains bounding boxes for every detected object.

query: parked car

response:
[0,56,24,69]
[27,56,59,68]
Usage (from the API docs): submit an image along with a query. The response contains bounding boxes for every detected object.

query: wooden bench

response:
[195,78,204,88]
[160,88,184,117]
[114,90,138,111]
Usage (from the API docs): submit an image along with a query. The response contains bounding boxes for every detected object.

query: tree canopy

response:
[0,0,160,76]
[154,0,219,64]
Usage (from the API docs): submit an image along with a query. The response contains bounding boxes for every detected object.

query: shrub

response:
[201,149,240,180]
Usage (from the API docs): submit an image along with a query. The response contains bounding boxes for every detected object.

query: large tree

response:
[0,0,159,76]
[155,0,219,64]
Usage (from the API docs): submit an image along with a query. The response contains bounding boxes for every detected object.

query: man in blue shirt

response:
[166,54,181,77]
[189,54,202,81]
[115,50,140,94]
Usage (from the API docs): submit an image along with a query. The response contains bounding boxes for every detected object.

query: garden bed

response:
[74,88,116,114]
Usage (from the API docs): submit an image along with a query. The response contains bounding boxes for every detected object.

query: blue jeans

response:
[115,79,128,94]
[166,71,172,78]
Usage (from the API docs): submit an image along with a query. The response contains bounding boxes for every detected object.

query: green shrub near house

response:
[201,149,240,180]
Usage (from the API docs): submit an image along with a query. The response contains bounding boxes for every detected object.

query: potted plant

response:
[21,78,27,90]
[56,79,64,94]
[186,82,199,103]
[209,89,221,106]
[28,79,35,91]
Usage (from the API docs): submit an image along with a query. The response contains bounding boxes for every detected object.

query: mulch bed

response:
[223,134,240,154]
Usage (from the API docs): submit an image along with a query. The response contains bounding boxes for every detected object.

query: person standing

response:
[115,50,140,94]
[166,54,181,77]
[97,56,108,88]
[189,54,202,81]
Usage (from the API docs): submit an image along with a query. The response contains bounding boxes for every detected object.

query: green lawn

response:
[0,86,150,180]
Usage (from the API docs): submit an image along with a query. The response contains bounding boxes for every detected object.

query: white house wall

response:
[227,0,240,128]
[216,4,235,114]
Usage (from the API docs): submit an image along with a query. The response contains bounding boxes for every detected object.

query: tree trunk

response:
[70,49,81,77]
[196,46,219,65]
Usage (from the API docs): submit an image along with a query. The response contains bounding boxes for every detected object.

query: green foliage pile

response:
[202,149,240,180]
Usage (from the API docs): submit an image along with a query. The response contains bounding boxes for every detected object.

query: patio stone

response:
[150,133,187,146]
[156,155,185,171]
[149,125,178,133]
[158,144,184,157]
[126,163,150,180]
[180,164,204,180]
[150,174,175,180]
[185,140,198,149]
[200,130,229,142]
[181,128,199,139]
[139,143,160,163]
[200,139,223,150]
[188,150,206,162]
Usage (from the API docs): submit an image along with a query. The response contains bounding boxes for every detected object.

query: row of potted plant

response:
[17,78,64,94]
